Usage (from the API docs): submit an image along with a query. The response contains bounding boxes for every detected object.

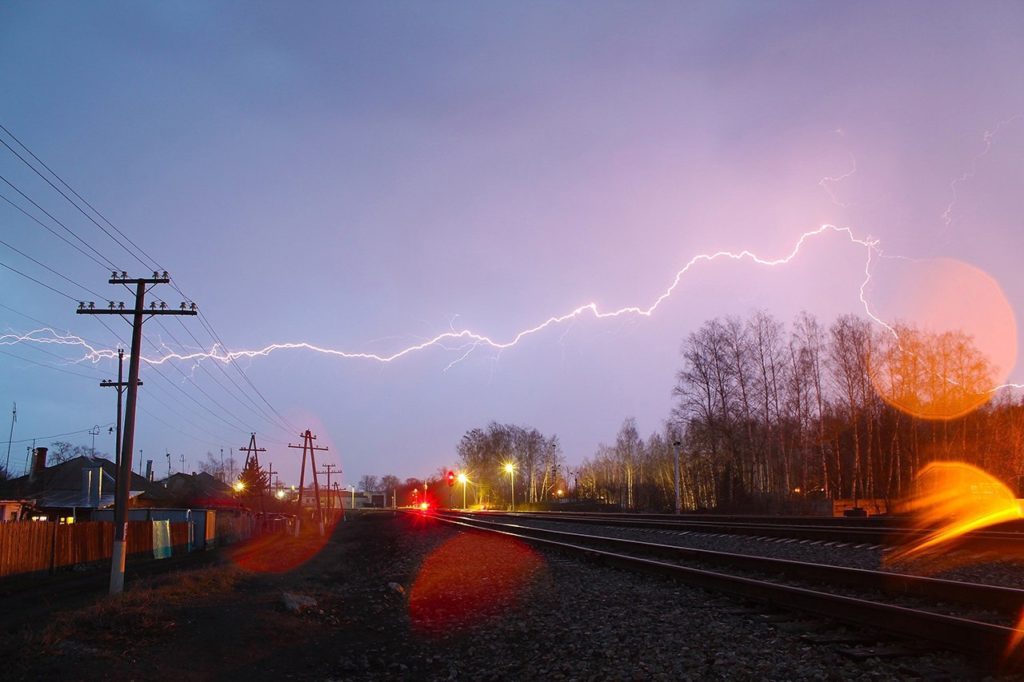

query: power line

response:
[0,173,119,270]
[162,317,295,435]
[0,235,107,299]
[0,347,103,379]
[0,132,153,270]
[7,423,114,446]
[0,190,112,270]
[1,122,295,437]
[94,317,250,443]
[0,255,79,300]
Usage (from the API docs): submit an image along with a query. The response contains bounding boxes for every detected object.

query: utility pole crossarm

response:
[77,272,197,596]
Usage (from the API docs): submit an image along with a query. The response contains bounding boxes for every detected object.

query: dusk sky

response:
[2,2,1023,487]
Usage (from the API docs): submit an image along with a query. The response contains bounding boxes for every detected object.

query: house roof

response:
[160,470,238,508]
[0,455,171,508]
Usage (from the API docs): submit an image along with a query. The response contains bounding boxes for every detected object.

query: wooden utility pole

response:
[77,271,196,595]
[100,349,141,472]
[288,430,327,535]
[266,462,279,496]
[4,402,15,476]
[317,463,340,518]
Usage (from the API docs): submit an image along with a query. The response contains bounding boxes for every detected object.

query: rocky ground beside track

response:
[2,511,1007,681]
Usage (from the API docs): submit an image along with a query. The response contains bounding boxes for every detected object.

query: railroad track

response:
[462,510,1024,550]
[430,511,1024,668]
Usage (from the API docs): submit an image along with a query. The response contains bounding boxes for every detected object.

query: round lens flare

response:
[867,257,1017,420]
[408,533,543,635]
[228,514,342,574]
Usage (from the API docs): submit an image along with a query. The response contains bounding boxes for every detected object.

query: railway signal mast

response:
[77,271,197,595]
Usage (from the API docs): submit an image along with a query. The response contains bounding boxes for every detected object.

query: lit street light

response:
[457,472,468,509]
[503,462,515,512]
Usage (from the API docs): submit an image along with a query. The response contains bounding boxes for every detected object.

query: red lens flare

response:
[229,514,342,574]
[868,257,1017,420]
[408,533,543,634]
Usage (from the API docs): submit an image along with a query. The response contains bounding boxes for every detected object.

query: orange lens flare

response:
[1006,609,1024,665]
[229,515,341,574]
[868,257,1017,420]
[885,462,1023,571]
[408,533,543,635]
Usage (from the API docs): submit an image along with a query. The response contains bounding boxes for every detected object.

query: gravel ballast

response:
[6,511,1007,680]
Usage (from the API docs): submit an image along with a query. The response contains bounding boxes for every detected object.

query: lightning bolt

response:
[6,224,883,370]
[817,153,857,208]
[941,114,1022,227]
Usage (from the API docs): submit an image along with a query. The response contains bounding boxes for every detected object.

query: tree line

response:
[577,311,1024,512]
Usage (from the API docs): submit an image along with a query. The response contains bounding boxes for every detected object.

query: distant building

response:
[298,487,370,510]
[161,471,238,509]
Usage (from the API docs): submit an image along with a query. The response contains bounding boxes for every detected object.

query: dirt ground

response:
[4,511,553,681]
[3,512,996,681]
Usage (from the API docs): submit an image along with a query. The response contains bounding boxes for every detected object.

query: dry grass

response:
[40,565,242,650]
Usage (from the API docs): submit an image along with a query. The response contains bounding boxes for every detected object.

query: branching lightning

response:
[817,153,857,208]
[941,114,1022,227]
[5,224,884,368]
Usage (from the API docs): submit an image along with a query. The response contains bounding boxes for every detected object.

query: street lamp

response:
[457,472,468,509]
[503,462,515,512]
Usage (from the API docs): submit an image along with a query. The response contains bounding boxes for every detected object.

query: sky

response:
[1,1,1023,487]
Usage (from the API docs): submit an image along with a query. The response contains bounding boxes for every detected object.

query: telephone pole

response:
[288,430,327,536]
[4,402,15,475]
[77,271,196,595]
[317,463,340,517]
[239,433,267,509]
[266,462,279,496]
[101,349,141,472]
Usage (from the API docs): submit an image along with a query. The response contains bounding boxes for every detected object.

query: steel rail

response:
[465,510,1024,548]
[437,512,1024,613]
[426,512,1021,662]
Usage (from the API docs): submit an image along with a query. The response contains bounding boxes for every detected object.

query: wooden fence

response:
[0,521,190,578]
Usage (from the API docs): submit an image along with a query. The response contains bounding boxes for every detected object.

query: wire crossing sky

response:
[1,2,1023,484]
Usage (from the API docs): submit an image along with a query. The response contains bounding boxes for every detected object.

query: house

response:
[161,471,239,509]
[0,448,172,522]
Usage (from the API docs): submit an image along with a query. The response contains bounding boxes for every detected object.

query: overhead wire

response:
[0,121,299,438]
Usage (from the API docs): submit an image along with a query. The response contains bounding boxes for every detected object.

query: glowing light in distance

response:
[457,473,468,484]
[233,480,245,492]
[503,463,514,474]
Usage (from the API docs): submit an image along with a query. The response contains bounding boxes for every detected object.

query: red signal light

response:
[446,470,455,487]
